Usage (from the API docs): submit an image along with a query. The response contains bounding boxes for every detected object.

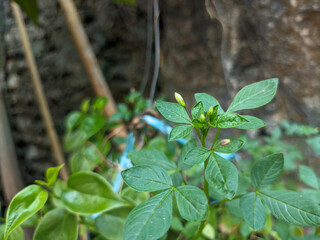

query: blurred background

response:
[0,0,319,184]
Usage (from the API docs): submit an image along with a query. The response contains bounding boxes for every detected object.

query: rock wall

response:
[1,0,320,182]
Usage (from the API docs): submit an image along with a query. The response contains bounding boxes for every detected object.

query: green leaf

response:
[191,119,207,129]
[175,186,208,221]
[240,193,266,231]
[236,115,266,130]
[170,172,183,187]
[33,208,78,240]
[299,165,319,190]
[274,220,290,240]
[227,78,278,112]
[121,165,173,192]
[217,112,249,128]
[177,139,196,170]
[208,105,219,125]
[82,144,103,165]
[69,151,94,173]
[171,216,183,232]
[95,214,125,240]
[0,225,24,240]
[13,0,38,25]
[45,164,64,187]
[169,124,193,142]
[251,153,284,190]
[191,102,204,120]
[214,138,244,153]
[260,190,320,226]
[61,172,127,215]
[184,146,211,165]
[194,93,224,114]
[239,222,251,238]
[121,188,149,206]
[202,224,215,239]
[64,130,89,152]
[183,222,200,239]
[80,114,105,137]
[205,154,238,199]
[124,190,173,240]
[65,111,82,130]
[128,149,176,171]
[93,97,108,111]
[155,100,191,124]
[81,98,90,113]
[5,185,48,239]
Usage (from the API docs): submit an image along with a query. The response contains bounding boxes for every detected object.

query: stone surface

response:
[1,0,320,182]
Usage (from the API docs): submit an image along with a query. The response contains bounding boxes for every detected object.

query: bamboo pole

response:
[56,0,117,118]
[57,0,128,151]
[10,2,68,181]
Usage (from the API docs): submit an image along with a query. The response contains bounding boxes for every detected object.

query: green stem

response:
[183,105,202,141]
[195,127,202,141]
[211,128,221,149]
[192,221,206,240]
[210,194,244,207]
[195,128,222,239]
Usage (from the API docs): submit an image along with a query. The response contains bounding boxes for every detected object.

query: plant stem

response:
[192,221,206,240]
[183,103,202,141]
[210,194,244,207]
[195,128,222,239]
[211,128,221,149]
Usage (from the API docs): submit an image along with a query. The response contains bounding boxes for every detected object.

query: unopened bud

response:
[174,92,186,107]
[220,139,231,146]
[200,114,206,123]
[208,106,214,117]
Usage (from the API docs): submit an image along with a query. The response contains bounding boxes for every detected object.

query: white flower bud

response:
[174,92,186,107]
[200,114,206,123]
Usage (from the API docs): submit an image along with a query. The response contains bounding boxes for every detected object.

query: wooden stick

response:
[57,0,128,151]
[57,0,117,118]
[0,93,24,203]
[10,2,68,181]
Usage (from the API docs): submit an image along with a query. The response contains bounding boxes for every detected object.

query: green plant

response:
[242,120,319,171]
[3,79,320,240]
[121,78,320,239]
